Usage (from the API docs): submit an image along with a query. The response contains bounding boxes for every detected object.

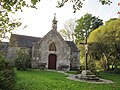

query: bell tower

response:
[52,13,57,30]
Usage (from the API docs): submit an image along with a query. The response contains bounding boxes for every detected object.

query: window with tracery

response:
[49,42,56,51]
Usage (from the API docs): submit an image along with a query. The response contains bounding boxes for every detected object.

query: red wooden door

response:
[48,54,57,69]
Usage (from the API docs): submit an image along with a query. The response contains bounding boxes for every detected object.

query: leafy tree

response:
[59,18,76,42]
[0,0,40,40]
[74,13,103,44]
[88,18,120,71]
[59,29,69,40]
[74,13,103,71]
[0,12,21,40]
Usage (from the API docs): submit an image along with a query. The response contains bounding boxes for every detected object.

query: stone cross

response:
[80,42,88,70]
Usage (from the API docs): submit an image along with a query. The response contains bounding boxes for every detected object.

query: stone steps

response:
[75,70,102,81]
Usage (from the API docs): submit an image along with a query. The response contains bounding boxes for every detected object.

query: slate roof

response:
[65,41,79,52]
[10,34,41,48]
[10,34,79,51]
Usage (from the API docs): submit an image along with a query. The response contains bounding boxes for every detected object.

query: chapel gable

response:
[31,14,80,70]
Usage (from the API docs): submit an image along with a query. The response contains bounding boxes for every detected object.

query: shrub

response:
[0,55,16,90]
[14,49,31,70]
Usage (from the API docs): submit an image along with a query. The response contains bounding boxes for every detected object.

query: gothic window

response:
[49,42,56,51]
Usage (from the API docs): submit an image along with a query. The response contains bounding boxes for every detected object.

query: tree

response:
[88,18,120,71]
[0,0,40,40]
[74,13,103,44]
[57,0,112,13]
[74,13,103,70]
[59,29,68,41]
[59,18,76,42]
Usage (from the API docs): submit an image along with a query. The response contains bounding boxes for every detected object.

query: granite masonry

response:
[1,15,80,71]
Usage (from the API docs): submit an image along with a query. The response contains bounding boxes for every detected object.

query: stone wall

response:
[40,30,71,70]
[32,30,71,70]
[7,46,31,59]
[31,42,40,68]
[70,51,80,70]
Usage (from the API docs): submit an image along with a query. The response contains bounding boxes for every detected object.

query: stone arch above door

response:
[49,42,56,51]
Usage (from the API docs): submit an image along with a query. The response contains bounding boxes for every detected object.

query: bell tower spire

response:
[52,13,57,30]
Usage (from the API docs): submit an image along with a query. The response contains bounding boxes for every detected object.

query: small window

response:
[49,42,56,51]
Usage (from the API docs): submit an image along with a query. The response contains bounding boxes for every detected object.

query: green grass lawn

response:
[15,69,120,90]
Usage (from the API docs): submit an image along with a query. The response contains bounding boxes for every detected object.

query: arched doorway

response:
[48,54,57,69]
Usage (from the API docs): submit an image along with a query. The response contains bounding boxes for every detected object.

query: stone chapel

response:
[5,15,80,70]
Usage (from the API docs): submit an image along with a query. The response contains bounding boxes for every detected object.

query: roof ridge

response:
[12,34,41,38]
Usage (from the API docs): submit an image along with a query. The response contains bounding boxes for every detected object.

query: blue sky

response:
[12,0,120,37]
